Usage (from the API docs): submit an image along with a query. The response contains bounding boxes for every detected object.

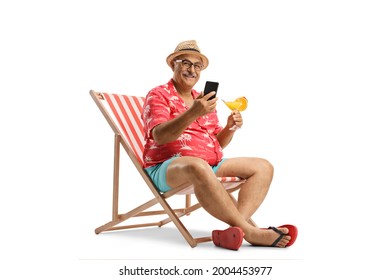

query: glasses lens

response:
[193,64,202,71]
[179,60,203,71]
[182,60,192,68]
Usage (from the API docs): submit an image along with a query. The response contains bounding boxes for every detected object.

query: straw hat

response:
[166,40,209,70]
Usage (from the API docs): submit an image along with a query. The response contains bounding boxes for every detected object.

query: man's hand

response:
[227,110,243,130]
[190,91,218,116]
[217,109,242,148]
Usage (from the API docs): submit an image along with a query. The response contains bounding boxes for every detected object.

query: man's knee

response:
[181,156,211,176]
[256,158,274,178]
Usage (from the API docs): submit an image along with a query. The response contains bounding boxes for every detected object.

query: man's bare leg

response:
[166,156,291,247]
[216,157,273,220]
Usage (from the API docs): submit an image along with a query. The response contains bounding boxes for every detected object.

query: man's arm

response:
[216,127,235,148]
[152,109,198,144]
[216,110,243,148]
[152,94,218,144]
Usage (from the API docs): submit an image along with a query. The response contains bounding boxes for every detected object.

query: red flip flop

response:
[268,224,298,247]
[212,227,245,250]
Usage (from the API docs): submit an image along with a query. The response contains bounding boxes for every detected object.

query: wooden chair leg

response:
[112,134,120,220]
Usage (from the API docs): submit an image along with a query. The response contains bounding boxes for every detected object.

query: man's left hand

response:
[227,110,243,130]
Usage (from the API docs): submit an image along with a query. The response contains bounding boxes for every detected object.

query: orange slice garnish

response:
[235,97,248,111]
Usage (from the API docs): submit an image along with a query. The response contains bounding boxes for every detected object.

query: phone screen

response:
[204,81,219,100]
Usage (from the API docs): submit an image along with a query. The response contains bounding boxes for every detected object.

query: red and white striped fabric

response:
[101,93,245,193]
[103,93,145,164]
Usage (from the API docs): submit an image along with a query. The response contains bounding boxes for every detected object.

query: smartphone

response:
[204,81,219,100]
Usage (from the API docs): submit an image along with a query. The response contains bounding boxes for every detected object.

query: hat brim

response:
[166,51,209,70]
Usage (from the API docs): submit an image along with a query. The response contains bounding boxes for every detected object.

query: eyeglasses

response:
[175,59,204,71]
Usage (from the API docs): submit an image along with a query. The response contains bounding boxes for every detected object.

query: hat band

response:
[178,48,200,53]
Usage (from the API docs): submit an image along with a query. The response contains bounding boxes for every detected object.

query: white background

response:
[1,0,389,279]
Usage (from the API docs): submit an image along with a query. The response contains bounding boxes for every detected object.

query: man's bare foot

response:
[244,226,291,247]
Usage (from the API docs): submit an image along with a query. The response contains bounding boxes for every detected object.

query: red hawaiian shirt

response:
[142,79,224,168]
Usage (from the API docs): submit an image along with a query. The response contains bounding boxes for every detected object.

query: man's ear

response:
[170,61,176,71]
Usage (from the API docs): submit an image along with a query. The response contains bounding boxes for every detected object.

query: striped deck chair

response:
[90,89,249,247]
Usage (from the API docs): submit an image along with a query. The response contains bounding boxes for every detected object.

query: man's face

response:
[172,54,203,90]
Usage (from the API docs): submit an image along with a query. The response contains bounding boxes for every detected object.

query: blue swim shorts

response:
[144,157,226,193]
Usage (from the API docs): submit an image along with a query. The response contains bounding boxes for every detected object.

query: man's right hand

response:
[191,91,218,116]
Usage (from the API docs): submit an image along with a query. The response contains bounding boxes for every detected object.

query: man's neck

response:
[172,80,192,97]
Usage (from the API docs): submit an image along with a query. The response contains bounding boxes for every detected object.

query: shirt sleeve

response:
[142,88,171,139]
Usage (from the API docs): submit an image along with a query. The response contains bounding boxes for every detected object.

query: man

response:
[142,40,297,250]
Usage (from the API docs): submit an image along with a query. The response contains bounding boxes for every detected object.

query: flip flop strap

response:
[268,226,285,247]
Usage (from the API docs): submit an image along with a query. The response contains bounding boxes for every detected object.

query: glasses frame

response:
[175,59,204,71]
